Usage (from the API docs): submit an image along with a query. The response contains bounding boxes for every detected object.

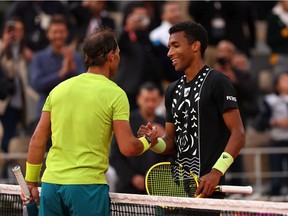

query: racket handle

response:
[219,185,253,194]
[12,165,31,200]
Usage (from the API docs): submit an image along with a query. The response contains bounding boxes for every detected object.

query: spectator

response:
[114,2,163,110]
[30,15,85,120]
[232,52,251,73]
[266,1,288,75]
[149,1,184,88]
[142,1,162,32]
[253,72,288,196]
[5,1,75,60]
[189,1,256,66]
[214,40,259,127]
[69,0,116,50]
[110,82,172,194]
[0,17,38,153]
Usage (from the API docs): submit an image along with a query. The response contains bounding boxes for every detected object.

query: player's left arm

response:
[25,111,51,202]
[196,108,245,198]
[27,111,51,165]
[222,108,245,158]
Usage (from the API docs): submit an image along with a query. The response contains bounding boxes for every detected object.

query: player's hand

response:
[137,124,150,138]
[195,169,222,198]
[138,122,158,146]
[145,122,158,147]
[21,182,40,204]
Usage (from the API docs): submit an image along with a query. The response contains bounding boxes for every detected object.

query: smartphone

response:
[133,15,150,27]
[6,20,15,33]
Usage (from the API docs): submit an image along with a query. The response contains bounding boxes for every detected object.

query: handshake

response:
[137,122,167,154]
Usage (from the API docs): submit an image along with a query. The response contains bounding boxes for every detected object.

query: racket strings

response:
[146,163,198,197]
[170,164,198,197]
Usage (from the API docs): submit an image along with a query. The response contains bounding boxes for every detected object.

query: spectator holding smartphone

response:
[114,2,163,110]
[0,17,38,154]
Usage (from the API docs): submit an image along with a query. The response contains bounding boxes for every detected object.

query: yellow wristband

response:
[150,138,166,153]
[212,152,234,175]
[25,162,42,182]
[138,137,151,155]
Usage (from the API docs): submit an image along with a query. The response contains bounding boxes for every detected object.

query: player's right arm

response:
[137,122,176,154]
[137,81,177,154]
[113,120,157,157]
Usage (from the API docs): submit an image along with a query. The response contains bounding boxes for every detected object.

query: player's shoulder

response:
[52,75,80,92]
[206,67,225,79]
[106,81,128,99]
[207,68,232,85]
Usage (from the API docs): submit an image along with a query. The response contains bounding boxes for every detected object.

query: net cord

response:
[0,184,287,214]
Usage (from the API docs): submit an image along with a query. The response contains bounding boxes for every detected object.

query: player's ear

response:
[107,50,115,62]
[192,41,201,52]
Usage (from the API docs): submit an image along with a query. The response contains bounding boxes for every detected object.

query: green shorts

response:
[39,183,110,216]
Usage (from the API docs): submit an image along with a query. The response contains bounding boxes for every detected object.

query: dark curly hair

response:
[83,26,118,68]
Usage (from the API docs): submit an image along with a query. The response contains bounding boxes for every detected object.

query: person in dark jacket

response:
[68,0,116,51]
[114,2,163,110]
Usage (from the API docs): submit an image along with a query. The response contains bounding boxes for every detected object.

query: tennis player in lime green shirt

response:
[22,27,156,216]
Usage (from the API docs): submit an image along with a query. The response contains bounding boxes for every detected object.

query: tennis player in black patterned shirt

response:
[139,21,245,199]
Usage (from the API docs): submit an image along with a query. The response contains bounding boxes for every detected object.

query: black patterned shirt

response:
[165,66,238,181]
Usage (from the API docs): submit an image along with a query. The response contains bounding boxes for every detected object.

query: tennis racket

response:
[12,165,39,216]
[145,162,253,198]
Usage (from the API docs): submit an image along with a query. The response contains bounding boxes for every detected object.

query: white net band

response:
[1,184,288,214]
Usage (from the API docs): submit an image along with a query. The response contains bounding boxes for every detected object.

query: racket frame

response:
[145,162,199,197]
[145,162,253,197]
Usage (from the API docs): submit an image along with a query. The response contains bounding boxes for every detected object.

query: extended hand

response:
[137,122,152,138]
[137,122,158,146]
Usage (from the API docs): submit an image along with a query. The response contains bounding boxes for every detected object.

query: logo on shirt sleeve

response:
[226,96,237,102]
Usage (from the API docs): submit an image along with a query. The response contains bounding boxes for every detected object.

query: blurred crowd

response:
[0,1,287,198]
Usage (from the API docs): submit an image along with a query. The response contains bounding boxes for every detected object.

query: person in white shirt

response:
[150,1,181,47]
[149,1,183,87]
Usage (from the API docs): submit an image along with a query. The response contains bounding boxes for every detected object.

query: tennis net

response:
[1,184,288,216]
